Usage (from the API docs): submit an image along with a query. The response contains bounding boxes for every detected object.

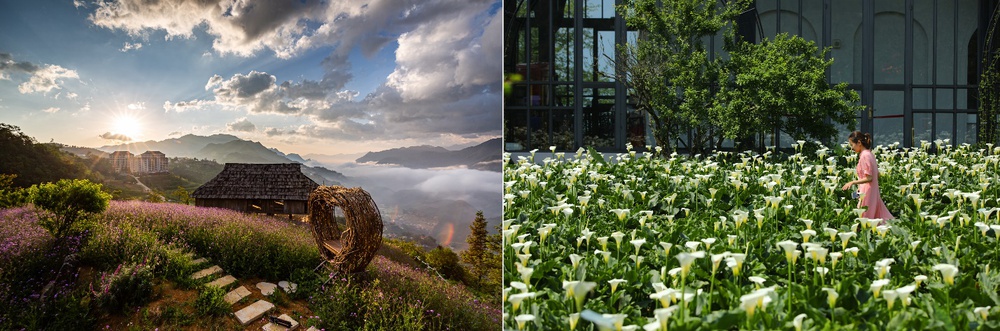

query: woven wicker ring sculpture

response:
[308,186,383,275]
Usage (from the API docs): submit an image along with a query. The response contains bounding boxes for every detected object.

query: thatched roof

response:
[192,163,319,200]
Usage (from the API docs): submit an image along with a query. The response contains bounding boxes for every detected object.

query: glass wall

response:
[504,0,994,152]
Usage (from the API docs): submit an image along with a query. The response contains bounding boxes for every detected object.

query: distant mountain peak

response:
[355,138,501,171]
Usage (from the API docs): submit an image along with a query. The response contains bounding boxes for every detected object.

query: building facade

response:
[109,150,168,174]
[504,0,1000,152]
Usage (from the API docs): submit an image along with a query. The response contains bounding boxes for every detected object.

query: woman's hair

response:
[849,131,872,149]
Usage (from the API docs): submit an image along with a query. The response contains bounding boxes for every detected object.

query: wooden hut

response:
[192,163,319,215]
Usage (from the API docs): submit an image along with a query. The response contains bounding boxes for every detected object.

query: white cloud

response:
[99,132,132,141]
[17,64,79,94]
[127,102,146,110]
[41,107,60,113]
[226,117,256,132]
[1,53,80,95]
[120,42,143,52]
[73,0,87,8]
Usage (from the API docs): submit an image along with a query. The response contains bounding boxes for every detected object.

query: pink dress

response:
[856,149,894,220]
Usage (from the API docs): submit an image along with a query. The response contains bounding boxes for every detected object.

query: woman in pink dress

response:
[841,131,894,221]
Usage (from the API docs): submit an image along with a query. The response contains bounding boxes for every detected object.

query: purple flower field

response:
[1,201,500,330]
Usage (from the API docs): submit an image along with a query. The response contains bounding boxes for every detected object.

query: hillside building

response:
[191,163,319,215]
[109,150,168,174]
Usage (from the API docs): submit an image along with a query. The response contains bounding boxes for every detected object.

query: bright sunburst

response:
[111,114,142,140]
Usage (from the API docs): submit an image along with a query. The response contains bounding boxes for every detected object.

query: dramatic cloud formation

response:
[99,132,132,141]
[1,53,80,94]
[226,117,256,132]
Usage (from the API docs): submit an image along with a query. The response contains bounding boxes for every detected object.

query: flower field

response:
[502,142,1000,330]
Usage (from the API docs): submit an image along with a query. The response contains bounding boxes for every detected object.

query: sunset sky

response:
[0,0,502,155]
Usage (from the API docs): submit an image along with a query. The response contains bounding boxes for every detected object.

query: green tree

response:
[616,0,750,154]
[29,178,112,239]
[0,174,28,208]
[616,0,860,153]
[713,33,860,147]
[173,186,193,205]
[426,246,465,281]
[462,211,490,283]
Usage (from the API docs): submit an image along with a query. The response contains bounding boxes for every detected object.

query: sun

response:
[111,114,143,140]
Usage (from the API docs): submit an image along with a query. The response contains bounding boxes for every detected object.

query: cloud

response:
[226,117,256,132]
[144,1,502,144]
[41,107,60,113]
[1,53,80,94]
[73,0,87,8]
[120,42,143,52]
[99,132,132,141]
[168,131,182,136]
[127,102,146,110]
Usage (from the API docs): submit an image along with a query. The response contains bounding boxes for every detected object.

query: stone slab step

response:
[224,285,252,305]
[262,314,300,331]
[233,300,274,326]
[205,275,236,289]
[257,282,277,296]
[191,265,222,280]
[191,257,208,265]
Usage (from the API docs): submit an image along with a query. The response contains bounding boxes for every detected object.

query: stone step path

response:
[234,300,275,326]
[224,285,252,305]
[182,252,305,329]
[191,265,222,280]
[205,275,236,289]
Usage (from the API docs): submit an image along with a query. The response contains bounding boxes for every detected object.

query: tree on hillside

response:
[426,246,466,281]
[0,123,91,186]
[713,33,861,148]
[29,178,111,240]
[463,211,489,282]
[0,174,28,208]
[173,186,193,205]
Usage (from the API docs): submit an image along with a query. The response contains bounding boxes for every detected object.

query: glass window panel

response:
[802,0,823,45]
[874,91,904,147]
[595,30,616,82]
[909,2,933,85]
[505,109,529,151]
[581,28,598,81]
[936,89,954,109]
[554,85,575,107]
[756,0,778,41]
[529,109,551,150]
[552,110,576,151]
[957,88,969,109]
[957,0,979,85]
[584,0,615,19]
[913,113,933,146]
[554,28,576,82]
[874,90,904,117]
[874,117,903,148]
[508,84,530,107]
[956,113,978,145]
[873,1,905,85]
[562,0,574,19]
[779,129,793,149]
[913,88,932,109]
[936,113,954,144]
[627,106,649,150]
[831,0,862,84]
[936,1,956,85]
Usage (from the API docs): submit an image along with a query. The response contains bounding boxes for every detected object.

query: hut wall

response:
[284,200,308,214]
[195,198,248,212]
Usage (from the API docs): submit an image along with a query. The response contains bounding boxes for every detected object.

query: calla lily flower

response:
[838,232,856,250]
[793,313,807,331]
[609,279,627,294]
[845,247,860,257]
[685,241,701,251]
[800,229,816,242]
[631,239,646,254]
[569,312,580,330]
[701,237,717,250]
[822,287,838,308]
[871,279,889,297]
[611,232,626,251]
[611,209,630,222]
[508,292,536,312]
[777,240,798,262]
[824,228,838,242]
[883,289,898,309]
[975,306,991,320]
[598,236,610,251]
[914,275,927,287]
[676,251,706,278]
[660,242,673,257]
[933,263,959,285]
[569,254,583,269]
[896,285,916,306]
[749,276,766,289]
[515,314,535,330]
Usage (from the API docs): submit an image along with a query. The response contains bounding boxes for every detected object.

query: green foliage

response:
[359,279,426,331]
[462,211,502,293]
[289,267,323,300]
[616,1,860,153]
[172,186,193,205]
[714,33,861,145]
[616,0,751,154]
[426,246,466,281]
[0,123,93,187]
[29,178,112,239]
[195,285,230,316]
[311,279,364,330]
[0,174,28,208]
[90,262,155,313]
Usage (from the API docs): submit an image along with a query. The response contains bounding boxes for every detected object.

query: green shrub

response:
[160,247,198,288]
[195,286,229,316]
[81,222,165,271]
[29,178,111,239]
[359,279,426,331]
[425,246,466,281]
[288,267,321,300]
[311,278,364,330]
[90,262,155,313]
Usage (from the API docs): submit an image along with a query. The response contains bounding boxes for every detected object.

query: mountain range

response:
[355,138,502,171]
